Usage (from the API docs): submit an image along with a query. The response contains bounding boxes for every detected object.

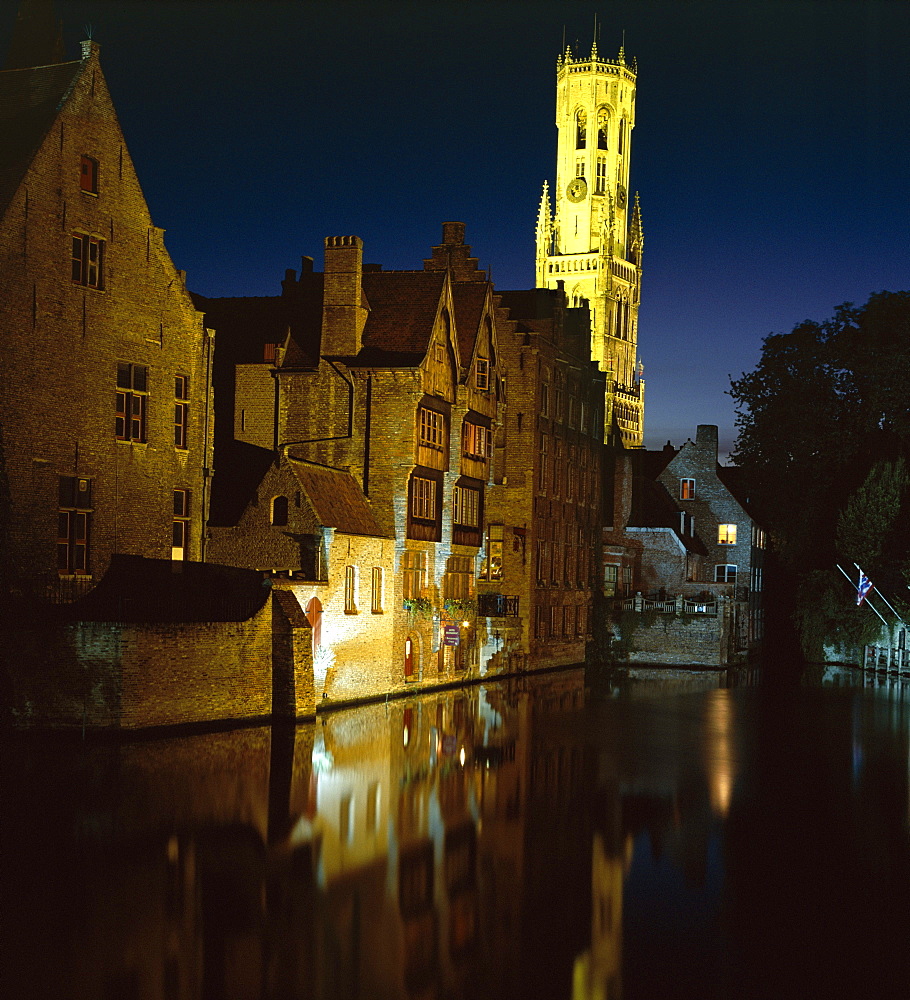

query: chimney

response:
[695,424,719,459]
[321,236,366,356]
[442,221,465,245]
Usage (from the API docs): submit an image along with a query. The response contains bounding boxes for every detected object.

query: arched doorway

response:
[404,636,415,679]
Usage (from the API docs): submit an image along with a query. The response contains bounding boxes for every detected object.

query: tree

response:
[729,291,910,658]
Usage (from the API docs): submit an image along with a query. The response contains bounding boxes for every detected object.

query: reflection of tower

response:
[536,39,645,447]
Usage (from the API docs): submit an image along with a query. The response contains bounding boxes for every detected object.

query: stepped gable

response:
[0,58,82,217]
[359,270,446,357]
[289,461,387,537]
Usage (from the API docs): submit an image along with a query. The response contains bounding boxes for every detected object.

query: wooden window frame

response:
[71,232,105,288]
[79,155,99,194]
[172,489,190,561]
[115,363,148,443]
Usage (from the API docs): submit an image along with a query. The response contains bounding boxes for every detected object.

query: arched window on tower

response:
[597,109,609,150]
[618,119,626,156]
[575,109,587,149]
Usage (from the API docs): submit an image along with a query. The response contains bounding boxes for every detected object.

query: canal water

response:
[4,664,910,1000]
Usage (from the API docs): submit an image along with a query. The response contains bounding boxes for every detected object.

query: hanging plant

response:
[443,598,476,621]
[403,596,434,619]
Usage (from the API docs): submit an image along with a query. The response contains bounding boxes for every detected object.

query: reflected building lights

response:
[705,689,736,817]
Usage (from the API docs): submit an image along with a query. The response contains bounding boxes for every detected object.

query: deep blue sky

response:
[4,1,908,458]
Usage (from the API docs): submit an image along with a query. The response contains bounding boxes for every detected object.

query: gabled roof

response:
[360,270,446,355]
[289,461,387,537]
[0,58,82,217]
[452,282,489,368]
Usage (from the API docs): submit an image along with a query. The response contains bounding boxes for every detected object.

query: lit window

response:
[174,375,189,449]
[58,477,92,575]
[475,358,490,390]
[718,524,737,545]
[418,407,445,449]
[680,478,695,500]
[604,565,618,597]
[715,564,737,584]
[485,524,504,581]
[453,486,480,528]
[172,489,190,561]
[344,565,357,613]
[411,477,436,520]
[371,566,383,613]
[115,363,148,442]
[71,233,105,288]
[462,421,491,460]
[271,496,288,526]
[79,155,98,194]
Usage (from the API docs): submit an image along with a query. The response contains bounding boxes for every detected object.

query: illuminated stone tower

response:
[536,40,644,447]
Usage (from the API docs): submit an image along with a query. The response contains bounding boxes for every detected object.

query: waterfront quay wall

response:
[3,558,315,731]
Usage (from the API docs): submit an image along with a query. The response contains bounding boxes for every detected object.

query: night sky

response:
[3,1,908,459]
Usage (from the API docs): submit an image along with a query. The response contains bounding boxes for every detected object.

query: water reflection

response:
[6,669,910,999]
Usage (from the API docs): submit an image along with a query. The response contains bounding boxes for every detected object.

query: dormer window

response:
[80,155,98,194]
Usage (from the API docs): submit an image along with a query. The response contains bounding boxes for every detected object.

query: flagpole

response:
[853,562,906,625]
[836,564,888,625]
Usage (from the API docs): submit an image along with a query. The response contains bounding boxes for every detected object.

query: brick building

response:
[0,35,214,604]
[195,224,504,700]
[602,425,765,664]
[479,286,605,672]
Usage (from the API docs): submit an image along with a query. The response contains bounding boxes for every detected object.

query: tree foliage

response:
[729,291,910,656]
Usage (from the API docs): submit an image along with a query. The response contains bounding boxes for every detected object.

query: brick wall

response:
[0,46,212,596]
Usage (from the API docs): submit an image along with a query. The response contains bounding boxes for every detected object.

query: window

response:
[171,489,190,560]
[174,375,189,449]
[411,477,436,520]
[453,486,480,527]
[595,157,607,194]
[540,382,549,416]
[80,155,98,193]
[344,565,357,613]
[403,550,426,600]
[271,496,289,526]
[718,524,737,545]
[604,565,618,597]
[418,407,445,449]
[371,567,383,613]
[444,555,474,600]
[619,119,626,155]
[680,478,695,500]
[575,110,587,148]
[575,158,585,179]
[58,477,92,575]
[539,434,549,492]
[715,564,737,584]
[71,233,105,288]
[115,363,148,442]
[475,357,490,390]
[597,108,609,149]
[462,422,491,460]
[485,524,504,581]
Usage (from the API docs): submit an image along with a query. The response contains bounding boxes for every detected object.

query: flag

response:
[856,571,873,606]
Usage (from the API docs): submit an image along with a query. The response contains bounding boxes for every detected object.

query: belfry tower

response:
[536,39,644,447]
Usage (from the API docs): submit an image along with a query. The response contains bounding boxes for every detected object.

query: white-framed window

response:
[411,477,436,520]
[344,565,358,613]
[680,478,695,500]
[418,407,445,449]
[718,524,737,545]
[715,564,737,584]
[453,486,480,527]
